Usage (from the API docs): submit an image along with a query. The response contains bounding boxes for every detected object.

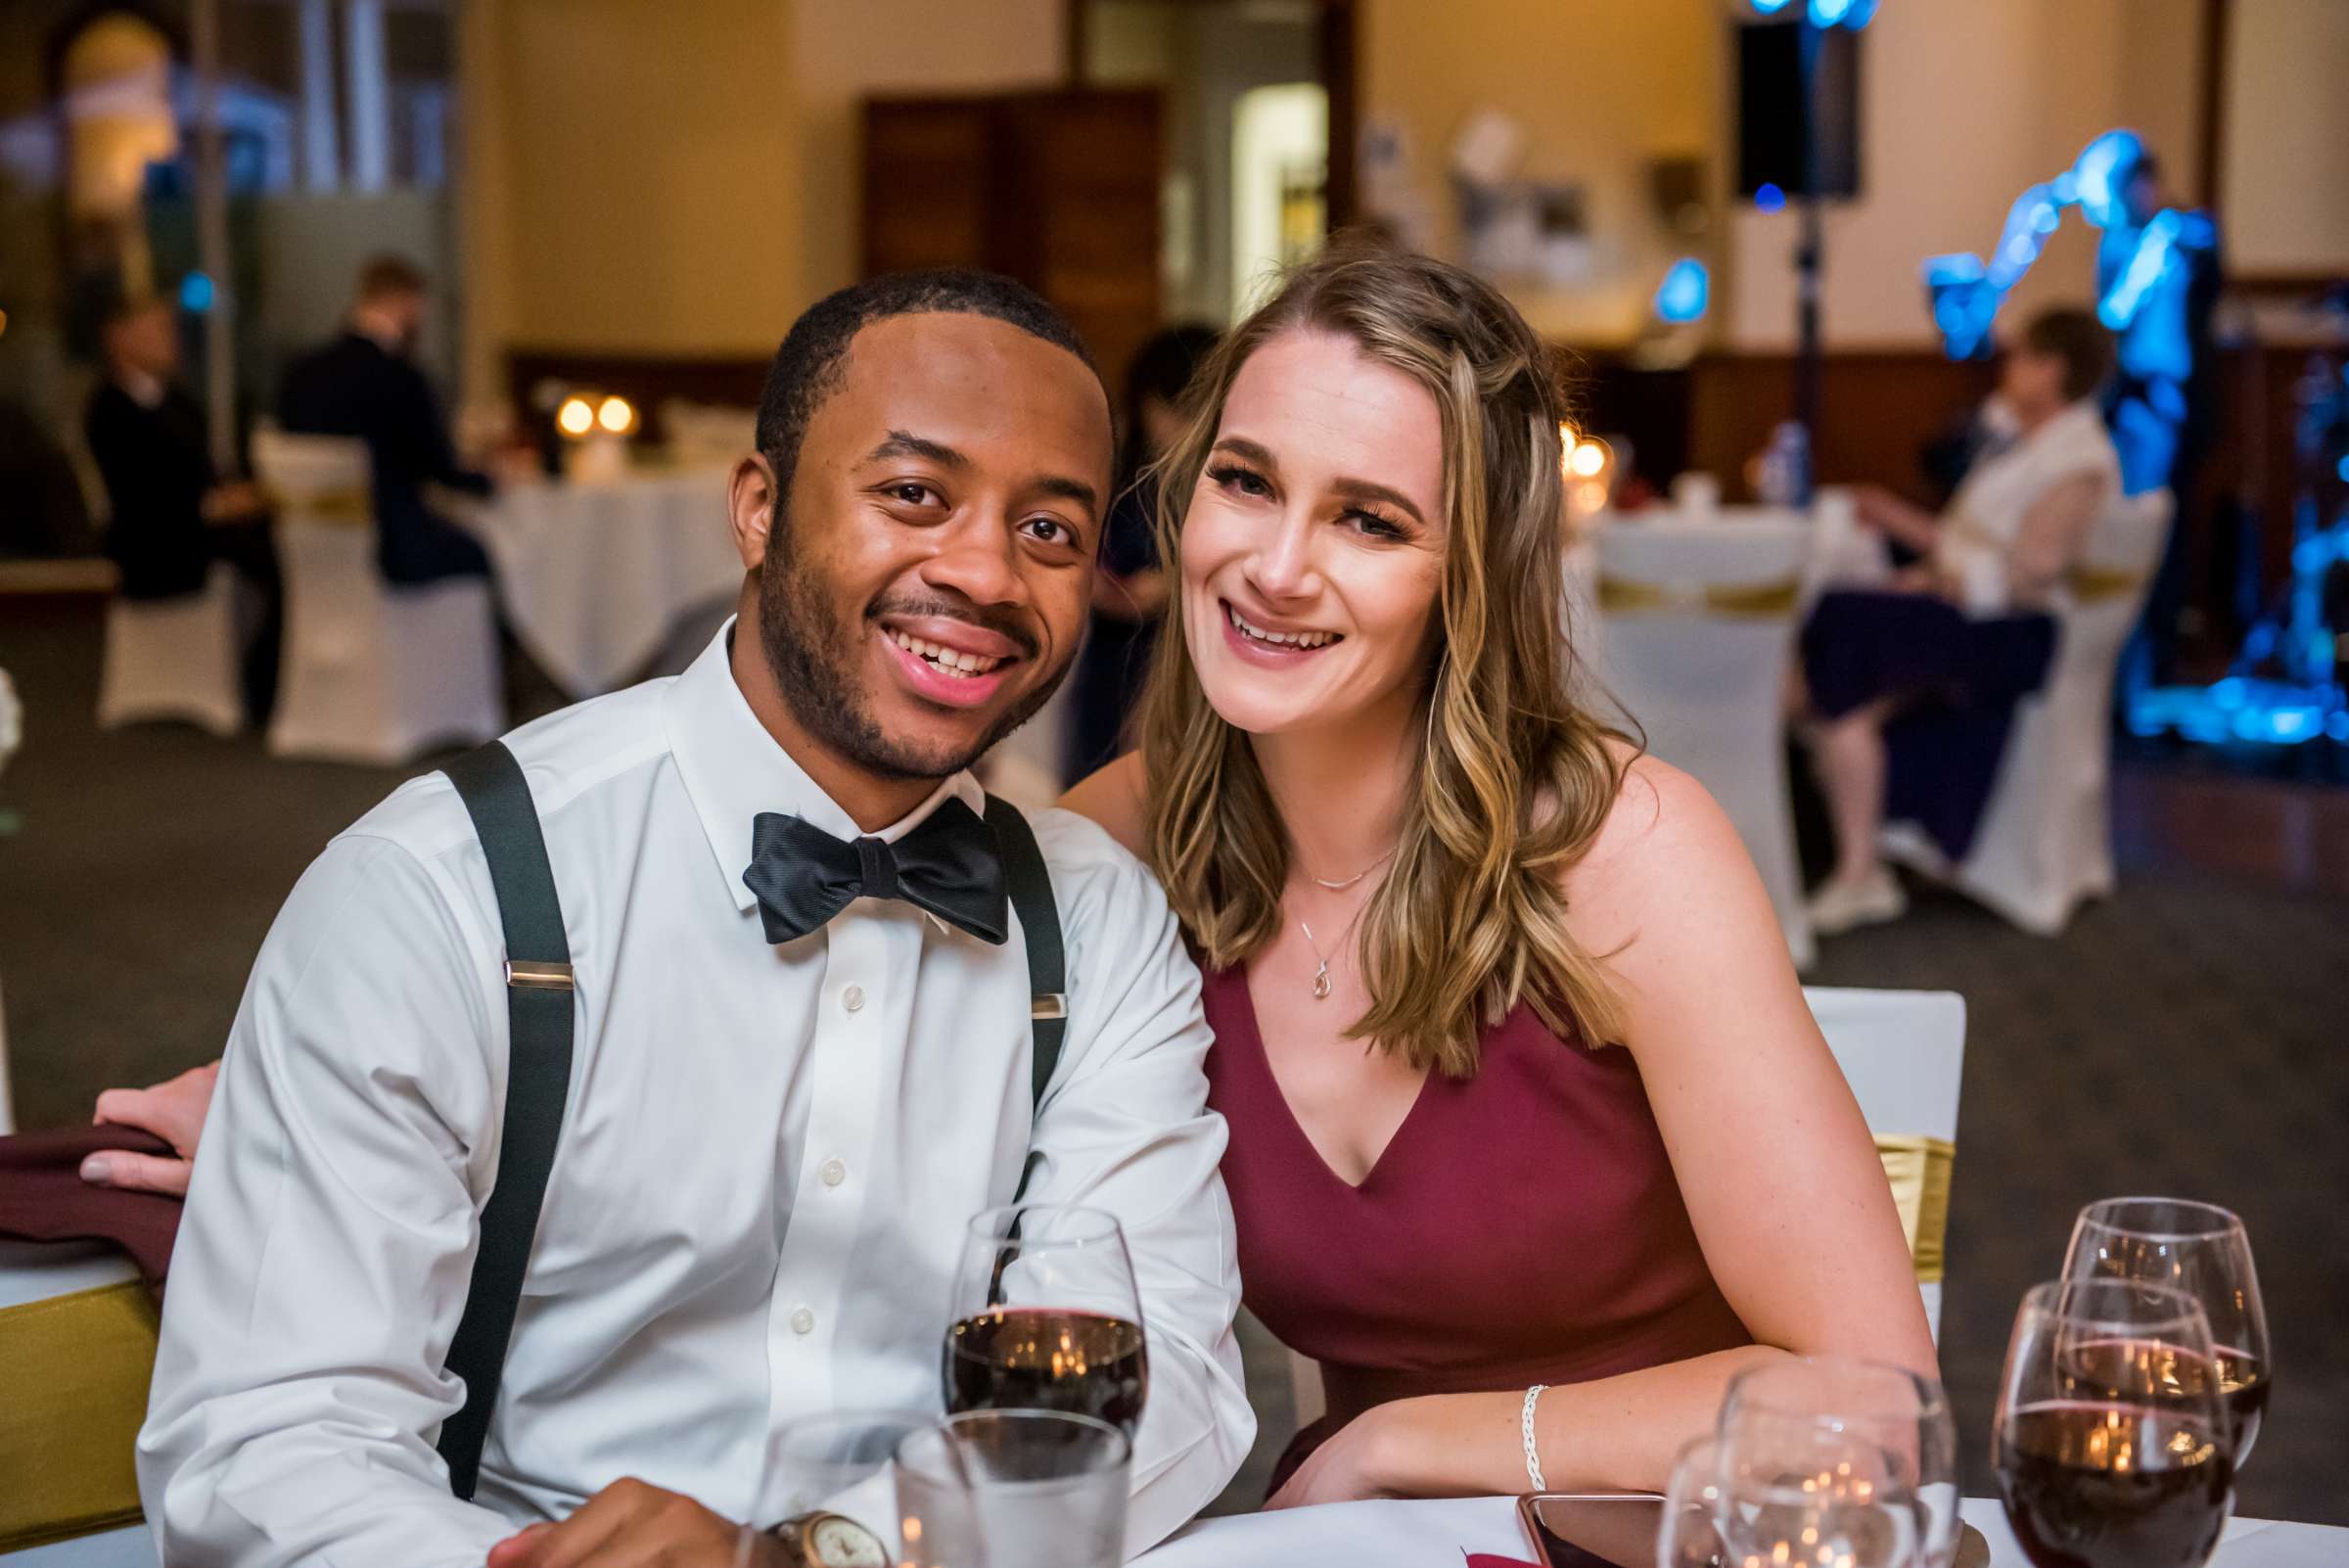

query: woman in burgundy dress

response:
[1062,246,1936,1503]
[88,247,1936,1510]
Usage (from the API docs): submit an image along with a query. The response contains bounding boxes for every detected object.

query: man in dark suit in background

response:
[278,254,495,585]
[85,295,280,718]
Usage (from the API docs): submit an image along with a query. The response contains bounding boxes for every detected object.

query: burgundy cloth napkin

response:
[0,1126,185,1286]
[1465,1556,1541,1568]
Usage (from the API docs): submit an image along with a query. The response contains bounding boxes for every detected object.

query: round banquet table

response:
[1137,1495,2347,1568]
[6,1496,2342,1566]
[464,466,741,698]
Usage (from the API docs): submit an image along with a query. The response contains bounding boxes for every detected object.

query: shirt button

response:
[819,1158,848,1188]
[842,985,865,1013]
[790,1306,816,1336]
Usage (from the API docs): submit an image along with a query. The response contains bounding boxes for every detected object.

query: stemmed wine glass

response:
[942,1205,1149,1438]
[1659,1425,1931,1568]
[1716,1356,1961,1567]
[895,1408,1131,1568]
[2063,1197,2272,1463]
[1993,1279,2234,1568]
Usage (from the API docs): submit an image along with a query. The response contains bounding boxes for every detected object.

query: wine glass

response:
[895,1409,1130,1568]
[1718,1356,1960,1566]
[943,1205,1148,1438]
[733,1408,929,1568]
[1993,1279,2234,1568]
[1659,1424,1929,1568]
[2063,1197,2272,1463]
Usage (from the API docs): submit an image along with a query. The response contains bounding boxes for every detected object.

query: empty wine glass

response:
[944,1205,1147,1437]
[1718,1356,1960,1566]
[1993,1279,2234,1568]
[2063,1197,2272,1463]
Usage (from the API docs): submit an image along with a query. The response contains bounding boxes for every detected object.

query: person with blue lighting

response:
[2098,150,2219,689]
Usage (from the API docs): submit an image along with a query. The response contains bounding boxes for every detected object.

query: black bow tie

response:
[742,796,1008,946]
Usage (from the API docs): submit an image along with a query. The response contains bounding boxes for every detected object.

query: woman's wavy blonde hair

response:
[1138,245,1634,1077]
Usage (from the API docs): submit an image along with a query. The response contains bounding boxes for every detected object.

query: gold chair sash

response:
[1875,1133,1954,1284]
[263,486,374,525]
[0,1279,160,1550]
[2067,563,2146,602]
[1595,576,1803,618]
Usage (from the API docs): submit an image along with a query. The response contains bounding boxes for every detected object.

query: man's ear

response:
[728,452,781,571]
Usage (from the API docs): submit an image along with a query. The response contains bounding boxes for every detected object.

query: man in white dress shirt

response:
[138,271,1253,1567]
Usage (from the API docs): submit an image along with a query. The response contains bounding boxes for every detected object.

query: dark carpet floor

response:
[3,597,2342,1524]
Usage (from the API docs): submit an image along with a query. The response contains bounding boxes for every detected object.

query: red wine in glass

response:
[944,1308,1149,1437]
[2216,1349,2270,1458]
[1997,1403,2232,1568]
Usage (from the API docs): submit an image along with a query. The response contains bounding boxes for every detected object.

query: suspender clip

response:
[505,958,576,992]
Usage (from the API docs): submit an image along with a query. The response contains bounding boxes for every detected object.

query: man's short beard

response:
[756,504,1069,782]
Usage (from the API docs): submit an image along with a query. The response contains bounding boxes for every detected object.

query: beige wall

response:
[462,0,1062,383]
[1359,0,1724,346]
[460,0,801,379]
[2222,0,2349,273]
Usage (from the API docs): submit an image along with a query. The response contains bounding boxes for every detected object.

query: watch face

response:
[807,1514,888,1568]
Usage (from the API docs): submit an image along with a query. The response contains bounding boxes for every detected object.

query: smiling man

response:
[138,271,1252,1568]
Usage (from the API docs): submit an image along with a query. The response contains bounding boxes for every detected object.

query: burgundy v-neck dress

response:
[1199,964,1753,1487]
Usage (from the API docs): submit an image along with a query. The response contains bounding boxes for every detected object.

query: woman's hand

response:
[83,1059,220,1195]
[1265,1407,1402,1510]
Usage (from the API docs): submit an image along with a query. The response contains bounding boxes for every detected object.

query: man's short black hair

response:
[755,269,1101,504]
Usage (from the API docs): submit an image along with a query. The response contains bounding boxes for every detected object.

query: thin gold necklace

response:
[1306,846,1396,892]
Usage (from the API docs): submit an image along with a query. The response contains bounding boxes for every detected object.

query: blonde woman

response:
[88,247,1933,1512]
[1064,246,1933,1504]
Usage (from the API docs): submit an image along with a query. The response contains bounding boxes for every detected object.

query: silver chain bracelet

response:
[1521,1383,1549,1492]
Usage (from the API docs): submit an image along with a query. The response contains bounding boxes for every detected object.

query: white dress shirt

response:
[139,625,1253,1566]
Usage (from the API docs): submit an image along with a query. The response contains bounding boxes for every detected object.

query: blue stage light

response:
[1753,0,1795,12]
[1654,258,1710,323]
[1811,0,1856,25]
[179,272,214,313]
[1755,182,1786,213]
[2336,453,2349,484]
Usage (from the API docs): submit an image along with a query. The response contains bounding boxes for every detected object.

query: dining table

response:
[13,1495,2343,1567]
[1138,1494,2348,1567]
[460,463,741,699]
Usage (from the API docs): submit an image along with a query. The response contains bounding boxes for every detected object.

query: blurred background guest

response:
[1798,308,2119,935]
[85,295,279,721]
[277,254,494,586]
[1066,323,1219,780]
[2098,149,2221,692]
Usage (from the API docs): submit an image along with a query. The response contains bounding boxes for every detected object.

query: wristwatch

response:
[768,1511,888,1568]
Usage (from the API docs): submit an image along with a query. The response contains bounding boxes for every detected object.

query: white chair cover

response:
[1886,489,2172,935]
[94,566,243,737]
[1805,985,1965,1339]
[255,432,504,765]
[1592,517,1816,968]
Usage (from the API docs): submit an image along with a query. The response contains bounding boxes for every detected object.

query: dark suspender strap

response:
[436,742,576,1500]
[984,795,1064,1203]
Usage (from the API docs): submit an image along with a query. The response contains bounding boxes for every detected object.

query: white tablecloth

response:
[466,467,741,697]
[1140,1495,2347,1567]
[18,1497,2341,1568]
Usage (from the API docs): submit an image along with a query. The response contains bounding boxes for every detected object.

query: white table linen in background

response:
[1139,1494,2348,1568]
[465,467,742,697]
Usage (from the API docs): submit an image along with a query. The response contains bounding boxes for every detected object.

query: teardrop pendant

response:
[1312,961,1332,1000]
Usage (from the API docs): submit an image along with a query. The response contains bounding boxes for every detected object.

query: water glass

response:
[895,1408,1129,1568]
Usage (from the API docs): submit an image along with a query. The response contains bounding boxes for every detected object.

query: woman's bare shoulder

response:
[1056,751,1150,859]
[1560,743,1763,950]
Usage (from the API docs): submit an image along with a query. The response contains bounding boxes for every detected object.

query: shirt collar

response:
[663,621,986,912]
